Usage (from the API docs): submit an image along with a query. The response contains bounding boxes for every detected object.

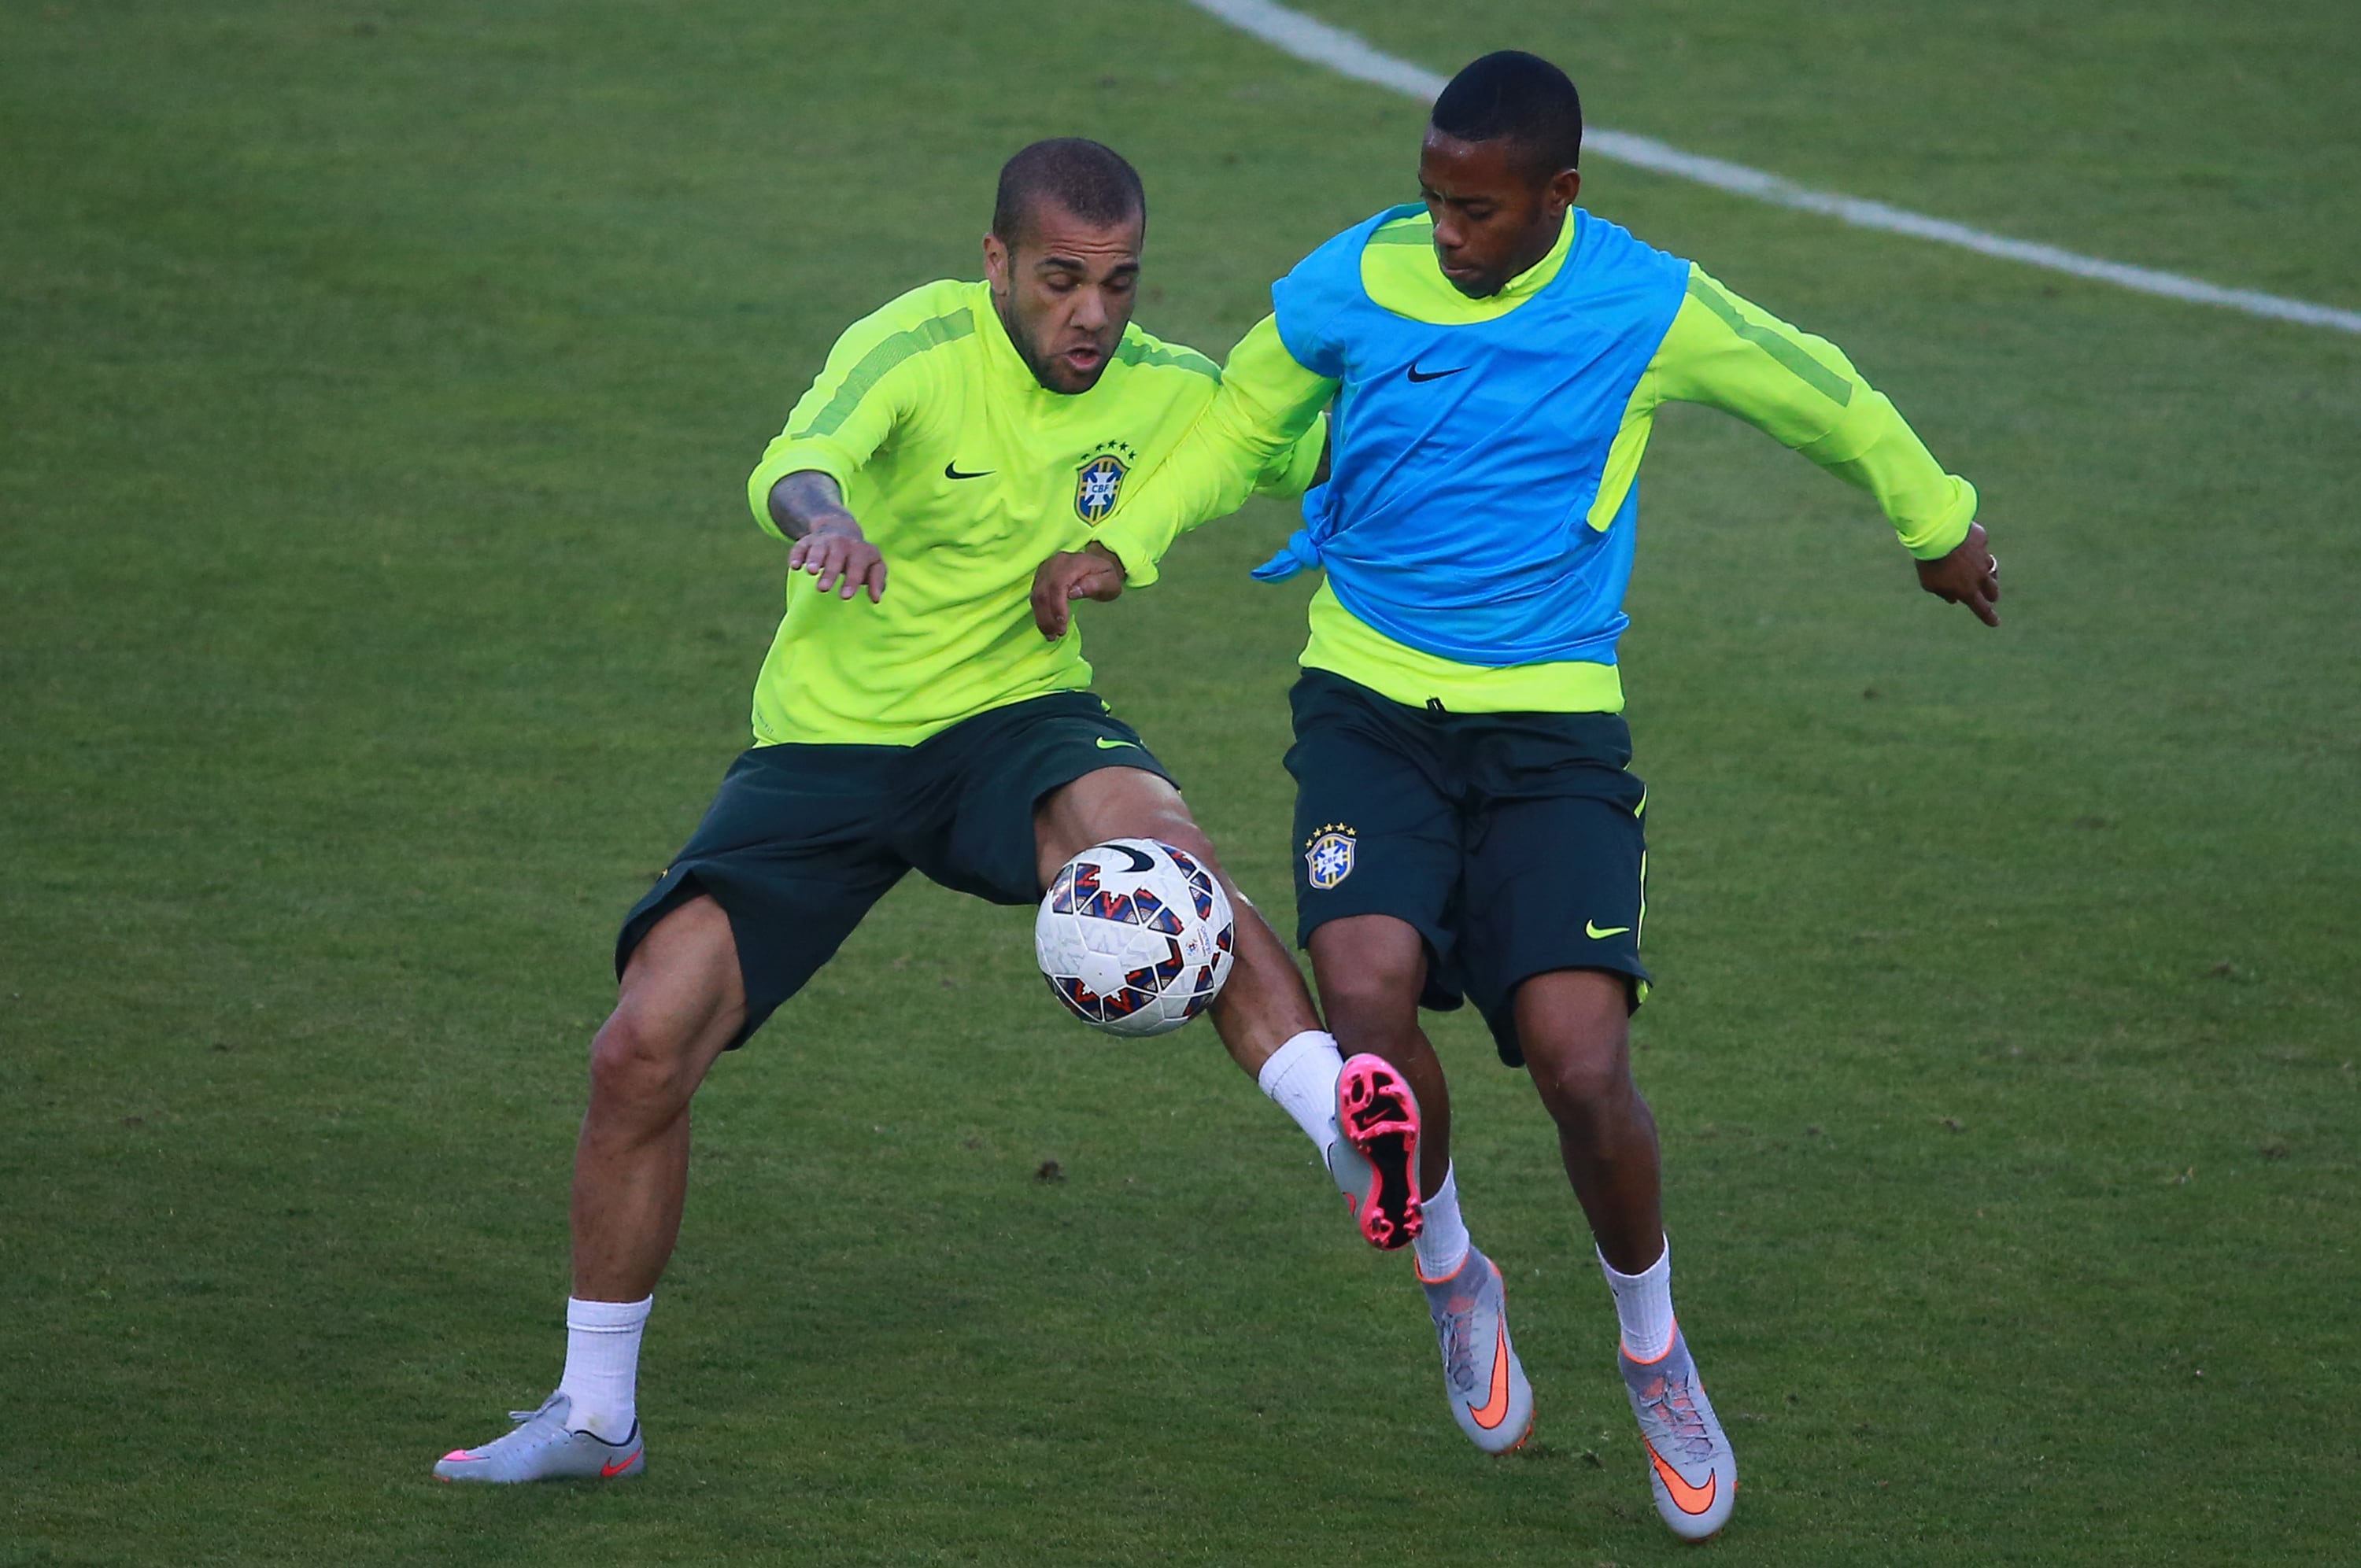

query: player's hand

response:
[1916,521,2001,627]
[1031,542,1126,640]
[789,515,887,603]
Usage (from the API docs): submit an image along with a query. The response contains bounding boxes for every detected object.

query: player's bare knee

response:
[1316,957,1424,1046]
[1531,1039,1631,1121]
[587,1007,700,1118]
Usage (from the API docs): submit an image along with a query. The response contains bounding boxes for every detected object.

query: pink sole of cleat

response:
[1337,1053,1424,1250]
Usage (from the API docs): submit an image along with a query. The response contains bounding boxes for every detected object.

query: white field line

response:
[1187,0,2361,336]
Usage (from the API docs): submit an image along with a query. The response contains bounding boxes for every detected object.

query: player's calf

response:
[1516,970,1665,1271]
[1036,765,1327,1071]
[436,895,743,1489]
[1035,769,1382,1216]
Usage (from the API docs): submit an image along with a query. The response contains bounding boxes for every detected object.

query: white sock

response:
[1258,1030,1345,1171]
[1598,1237,1676,1361]
[556,1294,652,1441]
[1411,1165,1470,1282]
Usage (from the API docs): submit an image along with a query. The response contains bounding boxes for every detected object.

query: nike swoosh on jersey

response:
[1586,921,1632,939]
[944,462,992,479]
[1646,1441,1718,1515]
[1406,362,1467,383]
[1094,736,1140,751]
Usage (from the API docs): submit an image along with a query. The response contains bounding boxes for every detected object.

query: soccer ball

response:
[1035,838,1236,1037]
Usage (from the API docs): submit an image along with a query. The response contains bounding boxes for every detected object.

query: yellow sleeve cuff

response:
[1808,410,1978,559]
[1093,509,1169,588]
[746,441,859,540]
[1899,475,1977,559]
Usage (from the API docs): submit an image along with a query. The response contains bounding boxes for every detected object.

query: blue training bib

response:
[1252,207,1689,670]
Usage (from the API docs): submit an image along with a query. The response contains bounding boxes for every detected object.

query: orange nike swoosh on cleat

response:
[1646,1441,1718,1515]
[601,1448,641,1478]
[1469,1319,1513,1430]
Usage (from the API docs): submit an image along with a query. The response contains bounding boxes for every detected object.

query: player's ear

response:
[1545,166,1581,217]
[983,232,1011,297]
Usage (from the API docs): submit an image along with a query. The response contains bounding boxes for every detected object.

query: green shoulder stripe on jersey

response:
[794,308,977,440]
[1367,216,1434,246]
[1116,337,1221,382]
[1683,275,1853,407]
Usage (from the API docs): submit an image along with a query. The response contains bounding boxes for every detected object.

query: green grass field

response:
[6,2,2356,1562]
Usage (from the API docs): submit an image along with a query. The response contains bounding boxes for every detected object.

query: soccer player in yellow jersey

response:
[1036,56,2002,1540]
[435,140,1401,1484]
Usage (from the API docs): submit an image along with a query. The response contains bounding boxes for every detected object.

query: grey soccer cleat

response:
[1420,1245,1535,1454]
[1620,1325,1736,1540]
[433,1392,645,1483]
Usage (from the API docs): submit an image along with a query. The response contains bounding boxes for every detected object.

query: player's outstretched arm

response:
[1089,315,1336,591]
[1653,267,1998,627]
[1914,519,2001,627]
[769,470,887,603]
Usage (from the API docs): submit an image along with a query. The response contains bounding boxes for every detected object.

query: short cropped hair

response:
[991,138,1147,249]
[1430,50,1583,178]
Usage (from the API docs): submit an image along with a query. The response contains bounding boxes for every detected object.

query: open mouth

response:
[1062,345,1105,373]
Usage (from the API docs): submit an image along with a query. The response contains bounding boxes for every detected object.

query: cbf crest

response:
[1304,824,1357,891]
[1074,439,1138,526]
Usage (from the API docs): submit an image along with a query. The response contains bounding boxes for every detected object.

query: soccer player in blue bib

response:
[1036,53,2001,1541]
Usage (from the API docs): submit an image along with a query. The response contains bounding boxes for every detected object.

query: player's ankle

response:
[557,1294,652,1440]
[1411,1166,1470,1280]
[1598,1238,1675,1361]
[1258,1029,1346,1161]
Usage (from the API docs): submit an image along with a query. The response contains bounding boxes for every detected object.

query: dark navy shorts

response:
[1284,669,1649,1068]
[619,692,1172,1049]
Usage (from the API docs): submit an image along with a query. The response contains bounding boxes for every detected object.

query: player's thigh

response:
[618,746,909,1050]
[1306,913,1432,1037]
[1511,968,1637,1114]
[1459,781,1650,1066]
[1033,764,1210,885]
[1284,677,1462,988]
[911,692,1179,904]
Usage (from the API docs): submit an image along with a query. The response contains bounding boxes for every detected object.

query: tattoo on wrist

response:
[769,471,861,542]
